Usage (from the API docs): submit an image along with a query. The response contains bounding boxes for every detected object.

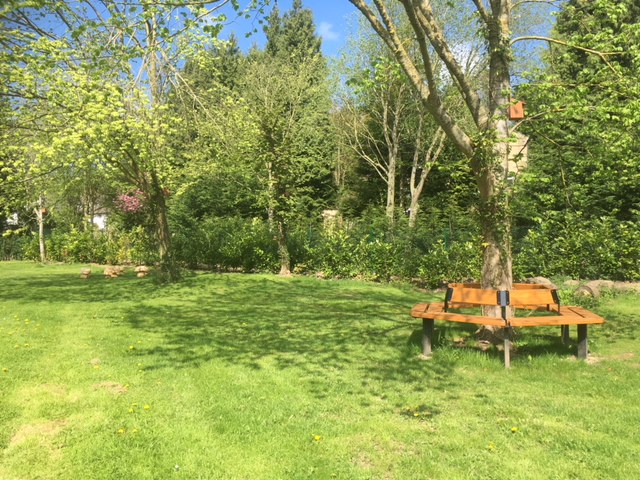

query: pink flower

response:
[116,190,145,213]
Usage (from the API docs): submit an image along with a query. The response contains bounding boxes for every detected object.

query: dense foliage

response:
[1,0,638,284]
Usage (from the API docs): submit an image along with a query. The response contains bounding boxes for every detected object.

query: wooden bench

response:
[411,283,605,367]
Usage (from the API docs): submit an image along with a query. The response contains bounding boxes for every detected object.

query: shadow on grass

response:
[0,267,163,305]
[113,274,461,396]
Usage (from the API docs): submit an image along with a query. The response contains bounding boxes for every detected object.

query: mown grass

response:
[1,261,639,479]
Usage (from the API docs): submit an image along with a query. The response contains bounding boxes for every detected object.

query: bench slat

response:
[448,287,501,306]
[509,289,557,307]
[411,302,506,326]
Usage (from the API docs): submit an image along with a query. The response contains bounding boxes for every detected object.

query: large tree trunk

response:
[481,0,513,293]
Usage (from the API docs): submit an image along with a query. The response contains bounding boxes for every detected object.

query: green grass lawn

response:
[1,262,639,479]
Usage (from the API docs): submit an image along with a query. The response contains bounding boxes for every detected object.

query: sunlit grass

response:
[1,261,639,479]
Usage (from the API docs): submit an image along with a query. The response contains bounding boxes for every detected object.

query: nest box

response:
[508,101,526,120]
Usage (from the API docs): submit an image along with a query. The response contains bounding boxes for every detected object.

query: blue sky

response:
[221,1,358,57]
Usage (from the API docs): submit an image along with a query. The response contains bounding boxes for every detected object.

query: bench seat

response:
[411,302,506,327]
[411,284,606,367]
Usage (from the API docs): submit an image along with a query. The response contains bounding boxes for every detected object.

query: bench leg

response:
[422,319,434,357]
[561,325,570,344]
[577,324,588,359]
[504,329,511,369]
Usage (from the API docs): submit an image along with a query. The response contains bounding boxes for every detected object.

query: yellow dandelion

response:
[143,404,151,411]
[511,427,519,433]
[313,435,322,441]
[117,428,126,435]
[128,345,135,350]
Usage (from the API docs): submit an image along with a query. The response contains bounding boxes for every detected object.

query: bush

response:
[0,233,30,260]
[417,239,482,288]
[105,226,158,265]
[172,216,279,272]
[305,209,481,286]
[515,213,640,281]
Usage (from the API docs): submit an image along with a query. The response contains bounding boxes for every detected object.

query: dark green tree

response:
[264,0,322,61]
[517,0,640,222]
[243,1,335,275]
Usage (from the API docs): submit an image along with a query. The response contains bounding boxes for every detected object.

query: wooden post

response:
[561,325,570,344]
[577,324,588,359]
[422,319,434,357]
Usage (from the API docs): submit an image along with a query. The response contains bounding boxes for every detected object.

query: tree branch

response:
[511,35,622,75]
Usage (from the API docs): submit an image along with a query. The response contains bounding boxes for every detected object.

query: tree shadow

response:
[117,274,460,398]
[0,268,164,305]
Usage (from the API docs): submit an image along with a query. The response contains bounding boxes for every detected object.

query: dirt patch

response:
[9,419,67,448]
[587,352,635,365]
[40,384,68,397]
[352,452,374,470]
[93,381,128,395]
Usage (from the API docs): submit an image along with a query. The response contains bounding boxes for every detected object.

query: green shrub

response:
[0,234,30,260]
[172,216,279,272]
[417,239,482,288]
[105,226,158,265]
[515,213,640,281]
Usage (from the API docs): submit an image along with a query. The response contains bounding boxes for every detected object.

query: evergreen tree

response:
[264,0,322,61]
[244,1,335,275]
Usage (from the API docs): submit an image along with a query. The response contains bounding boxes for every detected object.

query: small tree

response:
[241,2,335,275]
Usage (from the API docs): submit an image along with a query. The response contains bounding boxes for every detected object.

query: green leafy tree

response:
[0,0,266,279]
[347,0,573,297]
[517,0,640,222]
[242,1,335,275]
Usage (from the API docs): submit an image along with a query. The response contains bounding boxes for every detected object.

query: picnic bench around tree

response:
[411,283,606,367]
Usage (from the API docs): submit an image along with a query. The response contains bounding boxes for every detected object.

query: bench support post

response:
[561,325,570,344]
[503,328,511,368]
[422,319,434,357]
[577,324,588,359]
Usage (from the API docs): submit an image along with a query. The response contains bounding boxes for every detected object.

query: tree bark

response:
[150,173,179,282]
[480,0,513,292]
[349,0,515,303]
[35,195,46,263]
[276,218,291,276]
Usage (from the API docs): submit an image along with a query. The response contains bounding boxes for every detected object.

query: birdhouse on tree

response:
[508,100,526,120]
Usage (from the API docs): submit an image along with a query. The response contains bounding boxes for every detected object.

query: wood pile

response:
[104,266,125,278]
[134,265,150,278]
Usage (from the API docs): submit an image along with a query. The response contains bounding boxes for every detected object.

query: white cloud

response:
[318,21,339,42]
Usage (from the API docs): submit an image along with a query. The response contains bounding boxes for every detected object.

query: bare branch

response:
[411,1,488,127]
[471,0,491,26]
[511,35,622,75]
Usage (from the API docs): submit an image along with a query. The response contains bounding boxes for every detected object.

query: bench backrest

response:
[445,284,560,315]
